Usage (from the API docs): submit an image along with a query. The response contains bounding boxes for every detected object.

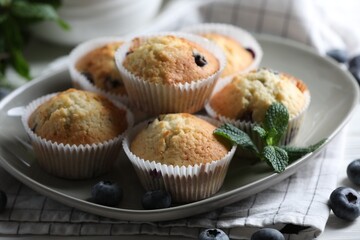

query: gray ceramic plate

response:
[0,34,358,222]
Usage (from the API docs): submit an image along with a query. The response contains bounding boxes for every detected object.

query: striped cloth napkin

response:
[0,0,358,239]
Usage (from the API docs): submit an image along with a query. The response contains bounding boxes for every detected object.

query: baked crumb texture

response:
[131,113,231,166]
[28,88,128,145]
[123,35,219,84]
[202,33,253,77]
[76,41,127,95]
[210,68,307,123]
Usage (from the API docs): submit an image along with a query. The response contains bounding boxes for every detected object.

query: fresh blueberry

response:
[326,49,348,63]
[347,159,360,185]
[329,186,360,221]
[0,190,7,213]
[245,48,256,59]
[251,228,285,240]
[198,228,229,240]
[91,180,122,207]
[349,55,360,84]
[141,189,171,210]
[193,53,207,67]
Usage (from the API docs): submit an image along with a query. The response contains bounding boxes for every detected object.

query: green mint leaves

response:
[0,0,69,86]
[214,102,326,173]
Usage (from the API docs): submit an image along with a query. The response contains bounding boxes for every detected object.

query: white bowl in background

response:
[30,0,163,46]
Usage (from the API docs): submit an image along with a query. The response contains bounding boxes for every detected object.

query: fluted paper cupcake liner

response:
[181,23,263,77]
[115,32,227,115]
[68,36,130,105]
[205,77,311,147]
[21,92,134,179]
[122,116,237,203]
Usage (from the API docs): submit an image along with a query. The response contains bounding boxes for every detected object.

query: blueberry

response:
[245,48,256,59]
[347,159,360,185]
[326,49,348,63]
[198,228,229,240]
[141,189,171,210]
[0,190,7,213]
[91,180,122,207]
[329,187,360,221]
[251,228,284,240]
[193,53,207,67]
[349,55,360,84]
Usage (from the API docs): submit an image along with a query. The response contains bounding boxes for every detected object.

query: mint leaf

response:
[12,2,59,20]
[262,146,288,173]
[10,47,30,80]
[283,139,327,163]
[263,102,289,146]
[214,123,259,154]
[253,125,267,141]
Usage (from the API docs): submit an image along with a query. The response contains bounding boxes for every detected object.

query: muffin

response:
[206,68,310,145]
[22,88,134,179]
[123,113,236,203]
[201,33,253,77]
[69,37,128,104]
[181,23,263,77]
[115,32,226,114]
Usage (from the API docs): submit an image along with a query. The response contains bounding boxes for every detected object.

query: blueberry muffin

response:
[115,32,226,114]
[122,35,220,84]
[206,68,310,145]
[23,88,134,179]
[130,113,231,166]
[181,23,263,77]
[201,33,253,77]
[75,41,126,96]
[123,113,236,203]
[28,88,128,145]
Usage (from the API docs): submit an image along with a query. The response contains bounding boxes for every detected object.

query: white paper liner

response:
[114,31,227,114]
[122,115,237,203]
[21,91,135,179]
[180,23,263,77]
[68,36,130,105]
[205,75,311,147]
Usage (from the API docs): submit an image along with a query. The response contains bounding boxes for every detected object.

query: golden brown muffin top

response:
[130,113,231,166]
[28,88,128,145]
[76,41,127,95]
[209,69,307,123]
[123,35,220,84]
[202,33,253,77]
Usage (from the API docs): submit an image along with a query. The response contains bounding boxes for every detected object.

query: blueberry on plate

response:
[91,180,122,207]
[349,55,360,84]
[329,186,360,221]
[198,228,229,240]
[0,190,7,213]
[326,49,348,63]
[347,159,360,185]
[251,228,285,240]
[141,189,171,210]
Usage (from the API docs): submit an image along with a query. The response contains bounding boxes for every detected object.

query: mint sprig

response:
[0,0,69,86]
[214,102,326,173]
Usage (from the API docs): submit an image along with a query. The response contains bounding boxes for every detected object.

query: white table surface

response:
[3,36,360,240]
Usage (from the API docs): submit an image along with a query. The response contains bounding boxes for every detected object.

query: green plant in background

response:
[0,0,69,88]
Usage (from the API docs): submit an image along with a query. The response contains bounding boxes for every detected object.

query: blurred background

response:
[1,0,360,96]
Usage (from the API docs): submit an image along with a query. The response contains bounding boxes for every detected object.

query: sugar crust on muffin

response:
[28,88,128,145]
[209,68,307,123]
[123,35,220,84]
[130,113,231,166]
